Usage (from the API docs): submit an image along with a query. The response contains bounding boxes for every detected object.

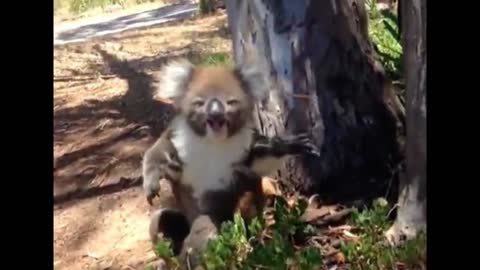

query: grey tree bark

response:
[225,0,404,202]
[386,0,426,245]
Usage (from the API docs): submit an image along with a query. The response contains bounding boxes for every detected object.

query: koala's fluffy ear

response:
[234,64,269,103]
[155,58,194,103]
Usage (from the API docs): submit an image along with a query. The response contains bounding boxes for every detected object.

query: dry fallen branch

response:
[342,230,360,241]
[301,205,341,222]
[261,177,282,197]
[330,238,342,249]
[314,209,353,226]
[54,75,116,82]
[326,225,355,234]
[308,194,322,208]
[325,249,340,257]
[301,207,330,222]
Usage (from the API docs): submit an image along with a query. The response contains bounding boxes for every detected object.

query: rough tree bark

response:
[225,0,404,201]
[386,0,426,245]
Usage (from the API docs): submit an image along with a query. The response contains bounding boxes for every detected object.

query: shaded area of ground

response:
[54,12,231,270]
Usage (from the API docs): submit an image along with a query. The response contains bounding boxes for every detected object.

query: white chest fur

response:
[171,119,253,199]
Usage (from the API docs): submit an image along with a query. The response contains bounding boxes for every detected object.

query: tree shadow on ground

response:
[53,32,233,204]
[54,48,181,204]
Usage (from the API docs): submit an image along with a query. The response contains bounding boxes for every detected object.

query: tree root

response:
[385,219,426,246]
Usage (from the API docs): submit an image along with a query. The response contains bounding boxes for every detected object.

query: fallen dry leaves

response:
[261,177,282,197]
[276,193,363,268]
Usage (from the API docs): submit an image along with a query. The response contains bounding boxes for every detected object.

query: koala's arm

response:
[245,131,320,176]
[142,129,183,205]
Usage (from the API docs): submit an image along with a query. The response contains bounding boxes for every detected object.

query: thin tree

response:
[386,0,426,244]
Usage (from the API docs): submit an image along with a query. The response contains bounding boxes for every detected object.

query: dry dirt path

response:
[54,12,230,269]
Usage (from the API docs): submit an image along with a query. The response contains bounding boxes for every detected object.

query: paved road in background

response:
[54,2,197,45]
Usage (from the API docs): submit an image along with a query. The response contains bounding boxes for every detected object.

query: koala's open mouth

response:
[206,118,226,133]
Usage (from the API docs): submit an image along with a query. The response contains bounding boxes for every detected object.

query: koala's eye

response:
[227,99,240,106]
[192,99,205,107]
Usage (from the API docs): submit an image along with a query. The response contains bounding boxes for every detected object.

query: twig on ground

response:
[54,75,116,81]
[315,209,353,226]
[186,248,192,270]
[326,225,354,233]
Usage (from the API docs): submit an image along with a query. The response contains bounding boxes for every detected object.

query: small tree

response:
[385,0,426,245]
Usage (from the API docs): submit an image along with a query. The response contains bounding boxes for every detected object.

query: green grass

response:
[69,0,118,14]
[196,52,233,67]
[147,197,426,270]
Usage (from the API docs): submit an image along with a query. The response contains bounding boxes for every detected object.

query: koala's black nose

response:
[207,98,225,120]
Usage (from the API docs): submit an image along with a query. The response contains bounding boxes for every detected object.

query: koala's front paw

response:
[144,179,161,206]
[284,133,321,157]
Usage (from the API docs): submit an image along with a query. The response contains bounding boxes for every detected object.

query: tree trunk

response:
[225,0,404,202]
[386,0,426,245]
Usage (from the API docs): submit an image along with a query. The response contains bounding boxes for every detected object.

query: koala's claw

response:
[145,183,161,206]
[295,133,310,141]
[146,192,159,206]
[307,145,321,157]
[301,141,321,157]
[290,133,321,158]
[167,161,182,172]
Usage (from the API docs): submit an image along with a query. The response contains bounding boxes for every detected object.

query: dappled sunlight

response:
[54,186,171,270]
[54,10,232,269]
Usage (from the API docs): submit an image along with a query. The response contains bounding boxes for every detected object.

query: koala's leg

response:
[200,165,265,226]
[149,208,191,255]
[179,215,218,269]
[232,164,266,222]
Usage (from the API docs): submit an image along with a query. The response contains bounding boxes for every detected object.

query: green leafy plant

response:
[154,238,175,258]
[341,198,427,270]
[202,214,251,269]
[148,196,425,270]
[144,265,156,270]
[152,238,181,269]
[202,197,322,270]
[366,0,403,80]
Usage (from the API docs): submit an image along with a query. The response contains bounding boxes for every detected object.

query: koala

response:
[144,59,320,254]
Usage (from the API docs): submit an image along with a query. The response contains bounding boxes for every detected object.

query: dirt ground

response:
[54,12,231,270]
